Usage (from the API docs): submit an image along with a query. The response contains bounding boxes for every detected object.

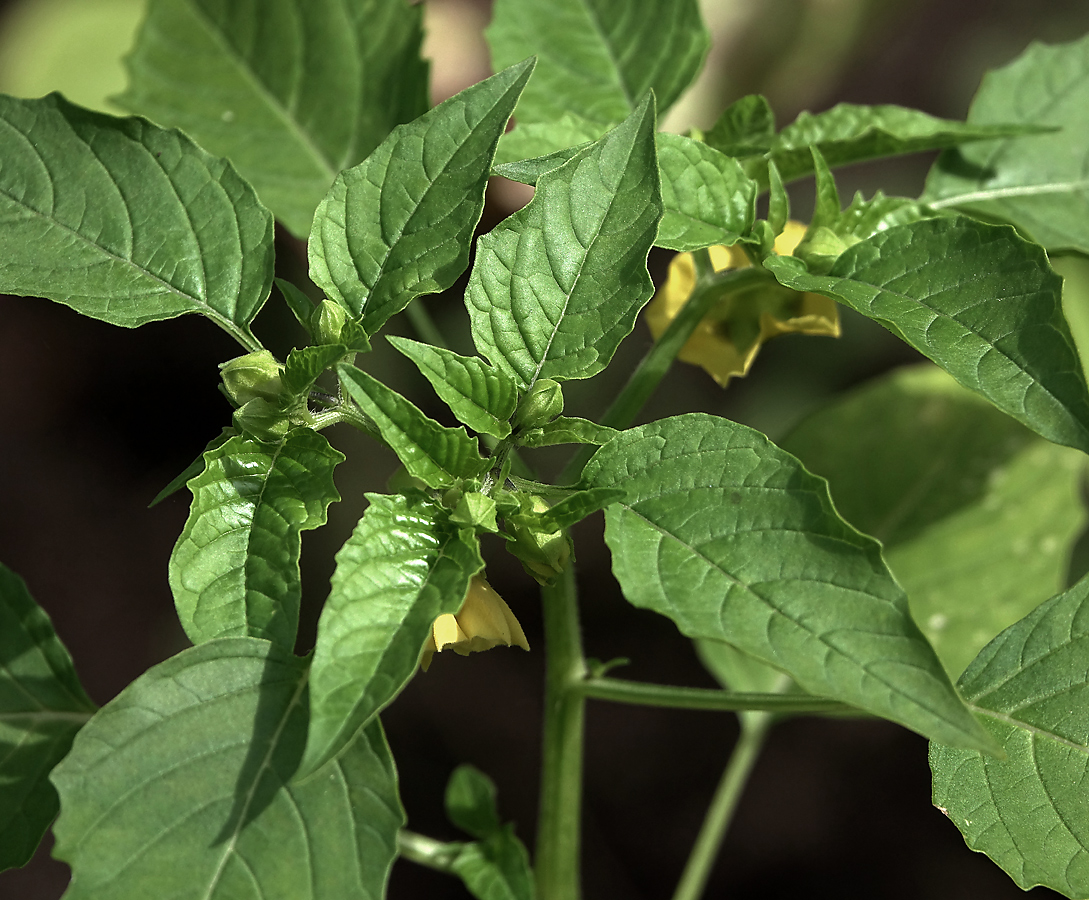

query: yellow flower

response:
[420,575,530,671]
[644,221,840,387]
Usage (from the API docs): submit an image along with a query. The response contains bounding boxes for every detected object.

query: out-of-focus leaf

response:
[118,0,429,236]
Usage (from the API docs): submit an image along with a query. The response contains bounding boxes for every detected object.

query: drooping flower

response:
[420,575,530,671]
[644,221,840,387]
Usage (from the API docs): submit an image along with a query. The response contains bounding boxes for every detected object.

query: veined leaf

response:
[655,133,757,251]
[0,93,273,347]
[0,563,95,871]
[763,217,1089,453]
[487,0,708,125]
[704,94,775,157]
[535,487,626,531]
[784,364,1086,678]
[924,33,1089,255]
[516,417,618,448]
[467,95,662,388]
[493,112,605,169]
[338,363,489,488]
[761,102,1042,186]
[930,579,1089,897]
[51,638,403,900]
[584,413,995,752]
[387,336,520,439]
[170,429,344,648]
[118,0,429,237]
[450,832,534,900]
[309,59,533,333]
[300,493,483,778]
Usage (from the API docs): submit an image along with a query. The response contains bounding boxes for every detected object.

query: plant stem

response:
[670,709,775,900]
[557,261,769,485]
[535,561,588,900]
[577,676,852,714]
[396,830,462,872]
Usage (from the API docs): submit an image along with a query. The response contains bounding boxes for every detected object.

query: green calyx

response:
[514,379,564,430]
[506,494,572,586]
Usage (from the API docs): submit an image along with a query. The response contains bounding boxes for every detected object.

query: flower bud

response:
[507,495,571,586]
[310,299,348,346]
[220,350,285,407]
[232,397,291,441]
[514,379,564,430]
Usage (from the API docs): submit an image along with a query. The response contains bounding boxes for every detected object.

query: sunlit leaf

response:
[300,493,483,778]
[0,93,273,347]
[764,217,1089,453]
[930,579,1089,898]
[584,413,995,752]
[170,429,344,648]
[309,60,533,333]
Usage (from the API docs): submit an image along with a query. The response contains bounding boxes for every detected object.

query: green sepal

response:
[450,493,501,534]
[338,363,488,488]
[504,495,572,586]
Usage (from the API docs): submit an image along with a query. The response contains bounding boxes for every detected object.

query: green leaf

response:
[282,344,350,397]
[784,364,1087,678]
[467,96,662,388]
[655,133,757,251]
[704,94,775,156]
[169,429,344,648]
[924,33,1089,255]
[766,160,788,238]
[486,0,708,125]
[118,0,429,237]
[446,765,502,839]
[0,562,95,872]
[450,831,535,900]
[309,59,533,333]
[51,638,403,899]
[696,640,796,695]
[0,93,273,347]
[148,427,235,508]
[338,363,488,488]
[300,493,483,778]
[387,336,520,439]
[762,217,1089,453]
[492,146,591,188]
[275,278,316,337]
[583,413,995,753]
[493,112,605,168]
[930,578,1089,898]
[535,487,626,531]
[516,417,618,448]
[764,102,1043,186]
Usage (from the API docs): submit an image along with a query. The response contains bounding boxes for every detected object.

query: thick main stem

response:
[535,562,587,900]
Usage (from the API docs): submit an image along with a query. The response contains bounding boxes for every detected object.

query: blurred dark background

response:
[3,1,1089,897]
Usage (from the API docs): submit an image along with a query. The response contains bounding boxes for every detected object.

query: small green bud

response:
[233,397,291,441]
[220,350,285,407]
[310,300,348,346]
[450,493,499,533]
[514,380,564,430]
[507,495,571,586]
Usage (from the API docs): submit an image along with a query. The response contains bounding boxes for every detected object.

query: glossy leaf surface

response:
[784,365,1086,677]
[170,429,344,648]
[300,493,483,777]
[763,217,1089,453]
[655,133,756,251]
[924,32,1089,255]
[309,60,532,333]
[764,102,1040,185]
[585,413,994,751]
[930,580,1089,897]
[0,563,95,871]
[486,0,708,125]
[517,417,618,448]
[0,93,273,346]
[52,639,403,900]
[338,363,488,488]
[387,336,520,439]
[119,0,429,237]
[467,97,662,389]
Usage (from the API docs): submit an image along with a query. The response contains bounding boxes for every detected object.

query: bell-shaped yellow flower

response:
[644,221,840,387]
[420,575,530,671]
